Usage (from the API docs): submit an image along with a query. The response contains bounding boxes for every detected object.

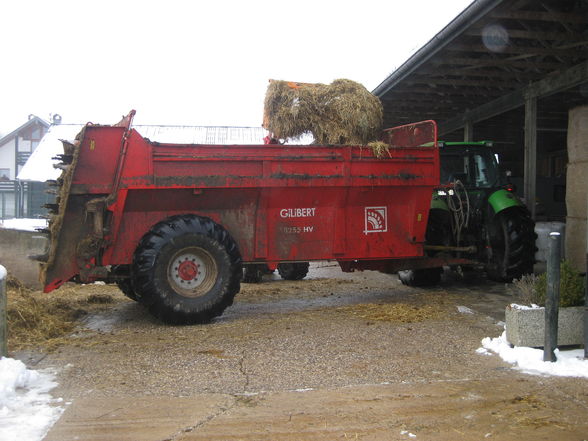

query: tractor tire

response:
[398,267,442,286]
[277,262,310,281]
[131,214,242,324]
[398,209,449,287]
[486,207,536,283]
[116,278,139,301]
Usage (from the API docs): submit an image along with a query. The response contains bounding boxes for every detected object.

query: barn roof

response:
[373,0,588,137]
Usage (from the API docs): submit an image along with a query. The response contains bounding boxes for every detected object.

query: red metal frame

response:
[42,116,440,292]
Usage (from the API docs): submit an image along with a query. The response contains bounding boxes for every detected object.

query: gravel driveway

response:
[34,263,588,440]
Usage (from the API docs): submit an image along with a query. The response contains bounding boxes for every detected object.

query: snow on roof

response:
[17,124,82,182]
[18,124,270,182]
[138,125,268,145]
[0,115,50,148]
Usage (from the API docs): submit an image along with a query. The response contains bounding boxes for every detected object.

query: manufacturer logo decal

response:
[364,206,387,234]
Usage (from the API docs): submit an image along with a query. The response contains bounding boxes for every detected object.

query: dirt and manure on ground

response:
[8,265,588,441]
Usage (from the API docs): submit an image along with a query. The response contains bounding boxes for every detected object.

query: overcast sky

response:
[0,0,473,135]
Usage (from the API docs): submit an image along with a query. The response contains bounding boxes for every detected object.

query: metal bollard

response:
[0,264,7,358]
[544,232,561,362]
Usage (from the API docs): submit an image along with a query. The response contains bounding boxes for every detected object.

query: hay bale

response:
[263,79,383,145]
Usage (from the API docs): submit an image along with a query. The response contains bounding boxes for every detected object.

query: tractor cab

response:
[438,141,504,189]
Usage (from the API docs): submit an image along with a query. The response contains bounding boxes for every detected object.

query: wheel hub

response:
[170,253,208,290]
[167,247,217,298]
[178,260,199,281]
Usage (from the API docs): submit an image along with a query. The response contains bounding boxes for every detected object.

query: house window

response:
[0,168,10,181]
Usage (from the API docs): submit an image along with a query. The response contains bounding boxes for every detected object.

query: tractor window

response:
[440,155,468,184]
[440,149,500,188]
[472,153,499,188]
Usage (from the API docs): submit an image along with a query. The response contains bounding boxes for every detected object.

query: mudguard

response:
[488,189,523,214]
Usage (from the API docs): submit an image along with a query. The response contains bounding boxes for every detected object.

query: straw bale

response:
[263,79,383,145]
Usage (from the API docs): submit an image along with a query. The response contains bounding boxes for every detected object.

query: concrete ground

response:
[28,263,588,441]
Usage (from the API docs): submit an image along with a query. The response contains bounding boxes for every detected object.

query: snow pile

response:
[478,331,588,378]
[0,357,64,441]
[0,218,48,232]
[509,303,541,310]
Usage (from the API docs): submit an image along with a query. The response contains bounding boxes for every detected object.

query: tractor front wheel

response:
[132,215,242,324]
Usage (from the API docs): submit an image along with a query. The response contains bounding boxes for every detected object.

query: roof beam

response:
[415,67,541,80]
[439,60,588,135]
[490,10,588,24]
[446,43,584,57]
[434,56,563,69]
[466,28,585,41]
[384,85,505,97]
[407,77,519,88]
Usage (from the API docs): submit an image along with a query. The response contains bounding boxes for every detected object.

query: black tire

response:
[111,265,139,301]
[116,279,139,301]
[398,209,449,287]
[486,207,536,282]
[277,262,310,280]
[398,267,442,286]
[132,214,242,324]
[242,264,265,283]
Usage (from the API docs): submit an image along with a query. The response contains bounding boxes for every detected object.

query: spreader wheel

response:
[132,215,242,324]
[242,264,266,283]
[398,209,449,287]
[116,279,139,301]
[398,267,442,286]
[277,262,310,280]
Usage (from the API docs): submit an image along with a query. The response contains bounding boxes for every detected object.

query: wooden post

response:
[544,232,561,362]
[0,265,7,358]
[524,96,537,219]
[464,120,474,142]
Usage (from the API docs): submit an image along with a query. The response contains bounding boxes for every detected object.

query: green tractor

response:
[399,141,537,286]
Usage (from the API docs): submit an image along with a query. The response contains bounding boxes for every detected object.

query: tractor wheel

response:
[486,208,536,283]
[398,267,443,286]
[111,265,139,301]
[398,209,449,287]
[242,264,265,283]
[116,278,139,301]
[277,262,310,281]
[132,214,242,324]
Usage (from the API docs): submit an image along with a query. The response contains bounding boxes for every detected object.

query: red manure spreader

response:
[37,111,441,324]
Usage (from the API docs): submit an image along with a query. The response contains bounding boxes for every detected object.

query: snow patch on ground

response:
[0,218,48,232]
[0,357,64,441]
[509,303,541,310]
[457,305,475,314]
[479,331,588,378]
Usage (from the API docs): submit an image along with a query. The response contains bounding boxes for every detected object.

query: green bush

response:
[535,260,586,307]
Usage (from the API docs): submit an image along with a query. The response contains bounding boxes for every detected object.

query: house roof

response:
[0,115,50,148]
[372,0,588,136]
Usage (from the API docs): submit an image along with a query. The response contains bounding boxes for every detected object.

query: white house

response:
[0,115,51,218]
